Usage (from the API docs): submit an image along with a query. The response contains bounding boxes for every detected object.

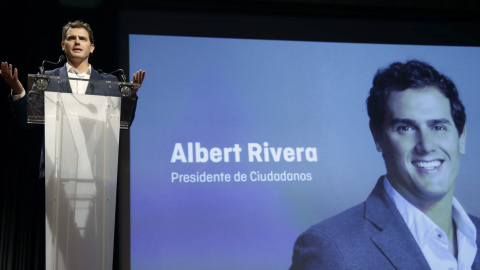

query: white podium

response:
[27,75,137,270]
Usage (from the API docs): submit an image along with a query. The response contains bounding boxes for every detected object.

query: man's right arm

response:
[1,61,35,129]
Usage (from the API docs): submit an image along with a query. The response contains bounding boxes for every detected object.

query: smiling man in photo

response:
[290,60,480,269]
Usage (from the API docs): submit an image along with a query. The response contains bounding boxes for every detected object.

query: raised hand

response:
[1,62,24,95]
[130,70,146,98]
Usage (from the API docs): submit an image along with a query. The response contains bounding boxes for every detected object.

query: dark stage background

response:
[2,0,480,269]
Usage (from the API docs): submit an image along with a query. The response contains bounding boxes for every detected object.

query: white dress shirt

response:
[65,63,91,94]
[384,177,477,270]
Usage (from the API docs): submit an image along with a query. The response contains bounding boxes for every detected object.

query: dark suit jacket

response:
[290,177,480,270]
[44,64,121,95]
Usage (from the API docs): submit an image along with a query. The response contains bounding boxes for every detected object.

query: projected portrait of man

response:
[290,60,480,269]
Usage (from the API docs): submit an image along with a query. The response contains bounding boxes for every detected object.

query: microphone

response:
[35,55,65,90]
[39,55,65,75]
[98,69,127,82]
[98,69,132,96]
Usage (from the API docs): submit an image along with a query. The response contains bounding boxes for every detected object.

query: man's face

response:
[374,87,466,205]
[61,27,94,63]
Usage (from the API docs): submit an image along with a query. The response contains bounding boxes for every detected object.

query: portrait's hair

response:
[61,20,95,44]
[366,59,466,136]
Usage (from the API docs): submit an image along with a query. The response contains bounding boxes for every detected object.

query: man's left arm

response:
[123,70,146,127]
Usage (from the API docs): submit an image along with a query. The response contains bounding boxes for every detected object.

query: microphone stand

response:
[98,69,134,97]
[35,55,66,90]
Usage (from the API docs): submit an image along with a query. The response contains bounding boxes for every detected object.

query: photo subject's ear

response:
[460,126,467,155]
[375,142,383,153]
[369,121,382,152]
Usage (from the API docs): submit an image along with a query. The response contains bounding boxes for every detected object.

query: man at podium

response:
[2,20,145,121]
[2,19,145,172]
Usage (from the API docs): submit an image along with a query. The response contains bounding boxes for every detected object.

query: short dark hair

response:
[61,20,95,44]
[366,60,466,136]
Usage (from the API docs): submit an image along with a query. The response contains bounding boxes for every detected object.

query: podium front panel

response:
[44,92,121,270]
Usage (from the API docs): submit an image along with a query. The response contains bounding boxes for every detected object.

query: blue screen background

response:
[129,35,480,269]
